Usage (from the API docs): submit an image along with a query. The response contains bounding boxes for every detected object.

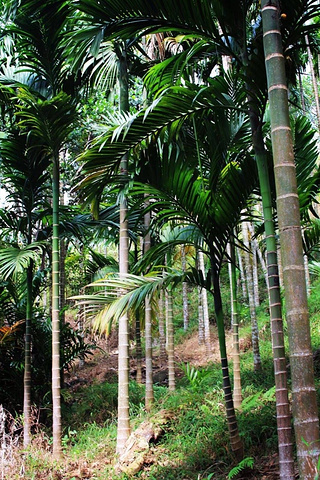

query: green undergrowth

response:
[16,289,320,480]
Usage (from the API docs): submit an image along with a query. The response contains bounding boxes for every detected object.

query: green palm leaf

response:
[0,242,45,279]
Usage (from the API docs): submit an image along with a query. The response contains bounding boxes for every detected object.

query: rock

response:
[115,409,173,476]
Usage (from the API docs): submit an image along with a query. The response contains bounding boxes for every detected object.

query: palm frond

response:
[0,242,45,279]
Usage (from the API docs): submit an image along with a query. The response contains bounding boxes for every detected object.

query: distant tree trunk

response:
[305,34,320,131]
[134,243,142,384]
[116,46,131,454]
[198,286,205,345]
[23,262,33,447]
[237,249,247,298]
[135,309,143,384]
[262,3,320,477]
[166,286,175,391]
[211,260,243,460]
[298,68,306,114]
[228,243,242,409]
[181,246,189,331]
[242,221,261,371]
[199,250,211,355]
[144,207,154,410]
[52,154,62,459]
[249,226,260,307]
[158,290,167,368]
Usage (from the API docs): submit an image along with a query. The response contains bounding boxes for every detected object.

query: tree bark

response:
[242,221,261,370]
[144,207,154,410]
[181,246,189,331]
[228,243,242,409]
[116,45,131,454]
[23,262,33,447]
[211,262,243,460]
[52,154,62,459]
[262,3,320,477]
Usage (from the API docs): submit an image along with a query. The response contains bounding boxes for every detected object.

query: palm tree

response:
[6,0,80,457]
[0,130,50,446]
[88,4,320,477]
[74,88,258,458]
[261,2,320,477]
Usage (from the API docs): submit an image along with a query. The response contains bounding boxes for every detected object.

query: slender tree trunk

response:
[248,111,295,479]
[298,69,306,114]
[59,187,66,388]
[116,46,131,454]
[166,286,175,391]
[181,246,189,331]
[211,261,243,460]
[250,226,260,307]
[198,287,205,345]
[242,221,261,370]
[305,34,320,131]
[262,3,320,477]
[134,242,142,384]
[144,207,154,410]
[158,290,167,368]
[135,309,143,384]
[23,262,33,447]
[52,155,62,459]
[237,249,247,298]
[199,250,211,355]
[228,243,242,409]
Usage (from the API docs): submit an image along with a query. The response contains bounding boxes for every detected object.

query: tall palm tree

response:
[0,130,50,445]
[7,0,79,457]
[81,4,319,477]
[261,2,320,477]
[75,88,258,458]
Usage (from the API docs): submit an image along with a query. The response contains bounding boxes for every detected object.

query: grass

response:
[3,282,320,480]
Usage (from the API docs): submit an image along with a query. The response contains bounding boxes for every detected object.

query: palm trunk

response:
[250,228,260,307]
[181,246,189,331]
[199,251,212,355]
[211,260,243,460]
[52,154,62,459]
[134,244,142,384]
[158,290,167,368]
[305,34,320,131]
[166,286,175,391]
[249,112,295,479]
[228,243,242,409]
[116,46,131,454]
[237,249,247,298]
[144,208,154,410]
[242,221,261,370]
[23,262,33,447]
[262,3,320,477]
[197,287,205,345]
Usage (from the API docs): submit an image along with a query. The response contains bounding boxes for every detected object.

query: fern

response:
[227,457,254,479]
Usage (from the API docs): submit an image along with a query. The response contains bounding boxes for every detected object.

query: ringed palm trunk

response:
[262,2,320,477]
[228,243,242,409]
[23,261,33,447]
[52,154,62,459]
[199,251,212,356]
[144,208,154,410]
[210,259,243,460]
[158,290,167,368]
[181,246,189,331]
[248,102,295,479]
[134,244,142,384]
[166,285,175,391]
[242,221,261,370]
[116,45,131,454]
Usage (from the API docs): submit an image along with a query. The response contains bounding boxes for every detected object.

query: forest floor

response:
[59,326,283,480]
[4,322,293,480]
